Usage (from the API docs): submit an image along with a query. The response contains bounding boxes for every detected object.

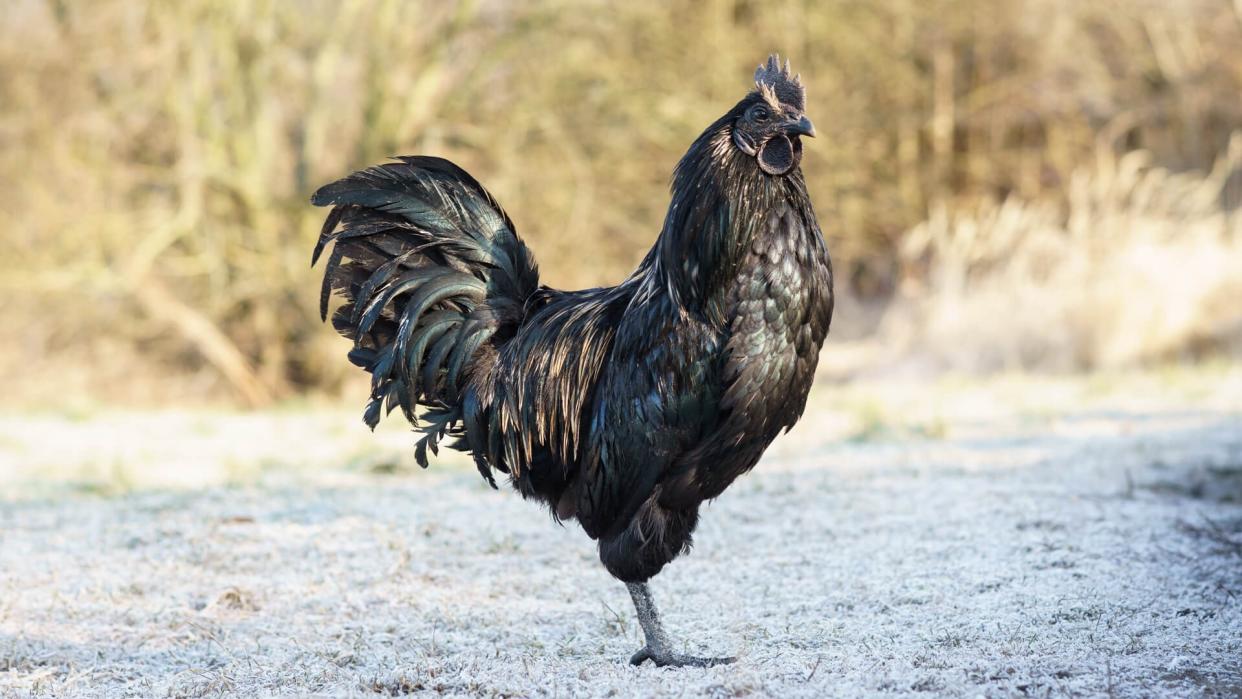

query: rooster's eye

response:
[750,105,770,122]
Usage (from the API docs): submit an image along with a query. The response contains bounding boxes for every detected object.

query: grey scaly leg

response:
[626,582,736,668]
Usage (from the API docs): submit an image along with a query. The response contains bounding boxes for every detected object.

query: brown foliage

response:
[2,0,1240,403]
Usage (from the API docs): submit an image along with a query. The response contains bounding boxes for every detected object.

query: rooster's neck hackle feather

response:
[648,107,811,324]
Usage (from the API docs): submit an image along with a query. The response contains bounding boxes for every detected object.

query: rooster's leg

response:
[626,582,735,668]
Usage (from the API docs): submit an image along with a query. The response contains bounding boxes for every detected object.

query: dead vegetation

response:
[1,397,1239,697]
[2,0,1242,405]
[875,140,1242,374]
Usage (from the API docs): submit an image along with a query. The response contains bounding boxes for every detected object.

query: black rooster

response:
[311,55,832,667]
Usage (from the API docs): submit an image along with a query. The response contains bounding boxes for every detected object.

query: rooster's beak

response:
[787,115,816,139]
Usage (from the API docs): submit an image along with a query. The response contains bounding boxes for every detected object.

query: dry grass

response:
[1,379,1240,696]
[4,364,1239,495]
[868,138,1242,374]
[2,0,1242,404]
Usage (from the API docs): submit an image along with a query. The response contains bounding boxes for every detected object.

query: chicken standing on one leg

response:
[311,55,833,667]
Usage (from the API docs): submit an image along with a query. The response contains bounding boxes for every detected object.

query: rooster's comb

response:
[754,54,805,111]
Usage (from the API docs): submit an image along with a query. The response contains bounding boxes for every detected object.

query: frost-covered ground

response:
[1,373,1241,697]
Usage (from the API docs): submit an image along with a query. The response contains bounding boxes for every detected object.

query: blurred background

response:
[5,5,1242,693]
[2,0,1241,409]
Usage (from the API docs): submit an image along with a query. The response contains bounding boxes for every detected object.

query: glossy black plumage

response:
[312,56,833,587]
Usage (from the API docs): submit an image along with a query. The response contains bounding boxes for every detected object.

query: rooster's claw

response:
[629,647,736,668]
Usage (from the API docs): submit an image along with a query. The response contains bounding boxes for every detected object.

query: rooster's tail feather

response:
[312,156,539,471]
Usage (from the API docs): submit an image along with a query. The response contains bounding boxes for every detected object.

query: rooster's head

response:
[731,54,815,176]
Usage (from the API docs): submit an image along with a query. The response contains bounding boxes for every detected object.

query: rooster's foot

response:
[625,581,736,668]
[629,646,735,668]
